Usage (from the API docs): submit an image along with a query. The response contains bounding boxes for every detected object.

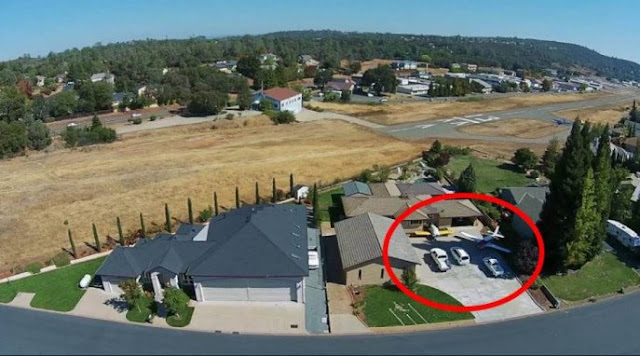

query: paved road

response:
[376,90,639,143]
[2,292,640,355]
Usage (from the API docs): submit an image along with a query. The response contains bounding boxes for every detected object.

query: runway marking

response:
[464,114,484,118]
[416,124,435,129]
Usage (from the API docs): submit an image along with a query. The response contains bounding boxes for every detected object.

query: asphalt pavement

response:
[2,291,640,355]
[376,90,639,144]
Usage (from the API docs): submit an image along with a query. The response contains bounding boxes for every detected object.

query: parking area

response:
[411,227,543,322]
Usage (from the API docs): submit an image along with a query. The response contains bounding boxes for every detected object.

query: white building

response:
[35,75,46,87]
[392,60,418,70]
[397,84,430,96]
[292,185,310,201]
[90,72,115,84]
[255,87,303,113]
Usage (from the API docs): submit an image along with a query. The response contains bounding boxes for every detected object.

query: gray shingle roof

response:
[335,213,420,269]
[96,205,309,279]
[500,186,549,205]
[395,182,448,196]
[514,193,545,223]
[343,181,372,196]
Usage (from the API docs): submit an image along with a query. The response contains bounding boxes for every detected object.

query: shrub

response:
[270,111,296,125]
[513,239,539,275]
[149,115,157,121]
[197,206,213,223]
[442,145,471,156]
[51,252,71,267]
[131,118,142,125]
[401,268,418,291]
[476,200,501,220]
[25,262,43,274]
[225,113,234,120]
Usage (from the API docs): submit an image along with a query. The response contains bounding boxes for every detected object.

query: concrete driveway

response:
[188,301,306,335]
[411,229,542,322]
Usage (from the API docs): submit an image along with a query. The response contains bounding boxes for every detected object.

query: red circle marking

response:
[382,192,545,313]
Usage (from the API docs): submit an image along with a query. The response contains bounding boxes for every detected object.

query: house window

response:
[358,270,362,280]
[380,269,385,279]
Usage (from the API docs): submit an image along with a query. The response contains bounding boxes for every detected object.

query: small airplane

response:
[457,226,512,253]
[552,118,572,126]
[410,224,453,238]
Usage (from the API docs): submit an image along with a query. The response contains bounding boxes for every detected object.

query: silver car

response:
[483,257,505,277]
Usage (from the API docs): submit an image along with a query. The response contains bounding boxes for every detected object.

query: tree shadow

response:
[497,163,523,173]
[104,297,128,313]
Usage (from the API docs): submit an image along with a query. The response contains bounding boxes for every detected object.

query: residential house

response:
[35,76,46,87]
[335,213,420,286]
[499,186,549,239]
[213,60,238,73]
[253,87,303,113]
[391,60,418,70]
[461,63,478,72]
[298,55,319,67]
[341,181,481,229]
[450,63,461,71]
[96,205,310,303]
[136,86,147,96]
[91,72,115,84]
[292,185,310,201]
[258,53,279,70]
[112,92,126,111]
[325,78,355,94]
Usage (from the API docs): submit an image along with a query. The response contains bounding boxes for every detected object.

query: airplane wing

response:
[458,231,481,242]
[485,243,512,254]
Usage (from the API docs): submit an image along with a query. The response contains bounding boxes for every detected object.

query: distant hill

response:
[1,30,639,83]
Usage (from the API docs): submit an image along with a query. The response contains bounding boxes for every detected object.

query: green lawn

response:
[447,155,533,193]
[166,307,194,327]
[126,295,155,323]
[362,285,474,327]
[316,186,344,222]
[542,252,640,301]
[0,257,105,311]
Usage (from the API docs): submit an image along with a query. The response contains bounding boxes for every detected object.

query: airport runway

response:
[377,90,639,144]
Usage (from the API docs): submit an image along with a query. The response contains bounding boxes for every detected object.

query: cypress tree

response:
[165,203,172,233]
[289,173,294,197]
[540,138,560,177]
[312,183,319,222]
[457,164,476,193]
[272,178,277,203]
[538,120,590,272]
[68,229,77,258]
[592,126,613,258]
[116,216,124,245]
[140,213,146,238]
[213,192,219,216]
[255,182,260,204]
[92,223,101,252]
[566,168,599,269]
[187,198,194,224]
[235,187,240,208]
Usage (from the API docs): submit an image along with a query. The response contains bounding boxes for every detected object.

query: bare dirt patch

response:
[457,118,566,139]
[0,119,419,271]
[314,92,609,125]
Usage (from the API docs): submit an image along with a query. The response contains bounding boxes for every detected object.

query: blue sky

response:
[1,0,638,63]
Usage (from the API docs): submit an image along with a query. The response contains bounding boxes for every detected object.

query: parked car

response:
[308,250,319,270]
[450,247,470,265]
[483,257,505,277]
[429,248,451,272]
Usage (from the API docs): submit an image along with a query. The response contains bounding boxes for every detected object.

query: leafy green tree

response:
[120,279,144,312]
[48,91,78,118]
[610,184,633,223]
[0,85,30,122]
[313,69,333,89]
[163,288,190,318]
[401,268,418,291]
[457,164,477,193]
[340,90,351,102]
[187,91,227,116]
[630,100,640,122]
[237,82,252,110]
[348,61,362,74]
[542,79,552,92]
[362,65,397,94]
[236,56,261,79]
[541,138,560,177]
[511,148,539,171]
[26,119,51,150]
[566,168,599,269]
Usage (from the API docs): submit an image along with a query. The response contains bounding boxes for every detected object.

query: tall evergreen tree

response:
[213,192,219,216]
[272,178,277,203]
[312,183,319,223]
[538,120,590,272]
[566,168,600,269]
[92,223,101,252]
[116,216,124,245]
[235,186,240,208]
[165,203,172,233]
[139,213,146,238]
[630,100,640,122]
[255,182,260,204]
[592,126,613,258]
[457,164,476,193]
[541,138,560,177]
[289,173,294,197]
[68,229,77,258]
[187,198,194,224]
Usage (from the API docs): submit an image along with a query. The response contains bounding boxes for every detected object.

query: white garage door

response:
[202,287,249,301]
[103,281,124,295]
[248,287,292,302]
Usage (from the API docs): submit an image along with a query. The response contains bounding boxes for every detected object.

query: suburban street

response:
[2,291,640,355]
[376,89,640,143]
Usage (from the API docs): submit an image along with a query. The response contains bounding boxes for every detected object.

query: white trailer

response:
[606,220,640,248]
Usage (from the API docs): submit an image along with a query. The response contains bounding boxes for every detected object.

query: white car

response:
[450,247,470,265]
[308,250,319,270]
[483,257,505,277]
[429,248,451,272]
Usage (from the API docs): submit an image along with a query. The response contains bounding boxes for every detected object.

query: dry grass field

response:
[457,118,566,139]
[0,117,420,271]
[553,102,635,125]
[313,92,609,125]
